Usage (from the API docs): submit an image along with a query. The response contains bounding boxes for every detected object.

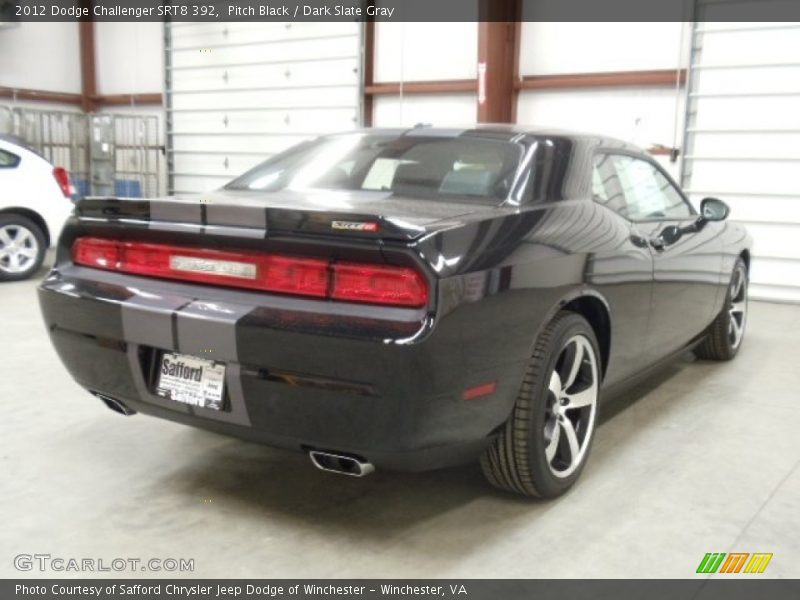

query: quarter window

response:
[591,154,629,216]
[0,149,20,168]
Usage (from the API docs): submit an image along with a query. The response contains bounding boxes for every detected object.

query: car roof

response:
[0,134,32,150]
[0,135,51,163]
[326,124,644,154]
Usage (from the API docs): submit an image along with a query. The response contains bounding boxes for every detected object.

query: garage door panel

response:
[171,36,359,69]
[698,26,800,66]
[170,22,357,49]
[170,59,360,91]
[687,161,800,196]
[736,224,800,260]
[171,109,356,134]
[171,134,312,155]
[751,257,800,286]
[692,96,800,130]
[170,87,359,110]
[695,66,800,95]
[690,132,800,157]
[169,153,265,178]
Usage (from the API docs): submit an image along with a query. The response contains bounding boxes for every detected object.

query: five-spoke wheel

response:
[727,263,747,350]
[544,335,599,479]
[481,311,601,498]
[696,257,749,361]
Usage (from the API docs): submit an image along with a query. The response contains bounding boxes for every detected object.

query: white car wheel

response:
[0,216,46,281]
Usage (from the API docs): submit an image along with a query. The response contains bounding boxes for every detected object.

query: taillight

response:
[53,167,73,198]
[331,262,428,307]
[72,237,120,269]
[71,237,428,307]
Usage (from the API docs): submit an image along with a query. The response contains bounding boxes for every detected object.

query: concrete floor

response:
[2,260,799,579]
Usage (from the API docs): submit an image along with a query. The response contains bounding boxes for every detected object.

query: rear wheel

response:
[695,257,748,361]
[480,311,601,498]
[0,215,46,282]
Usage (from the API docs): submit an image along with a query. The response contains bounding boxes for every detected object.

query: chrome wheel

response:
[728,264,747,350]
[544,335,599,478]
[0,224,40,274]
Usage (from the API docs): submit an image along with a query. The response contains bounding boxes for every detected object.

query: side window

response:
[0,149,20,168]
[611,155,693,220]
[591,154,629,217]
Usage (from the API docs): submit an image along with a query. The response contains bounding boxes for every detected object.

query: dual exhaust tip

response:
[94,392,373,477]
[309,450,375,477]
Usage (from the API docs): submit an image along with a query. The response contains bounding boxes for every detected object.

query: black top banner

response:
[3,0,800,22]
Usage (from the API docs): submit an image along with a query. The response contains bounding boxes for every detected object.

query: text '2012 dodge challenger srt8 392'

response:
[38,126,752,498]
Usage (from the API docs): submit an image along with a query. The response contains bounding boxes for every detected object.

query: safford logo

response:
[331,221,379,232]
[161,358,203,382]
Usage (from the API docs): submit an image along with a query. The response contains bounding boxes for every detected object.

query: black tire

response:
[480,311,602,498]
[695,257,748,361]
[0,214,47,282]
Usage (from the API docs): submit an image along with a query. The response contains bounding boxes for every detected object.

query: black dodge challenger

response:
[38,126,751,498]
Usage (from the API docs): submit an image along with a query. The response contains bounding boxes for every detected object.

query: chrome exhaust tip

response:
[93,392,137,416]
[309,450,375,477]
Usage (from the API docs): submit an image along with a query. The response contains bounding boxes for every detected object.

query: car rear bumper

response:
[38,265,528,471]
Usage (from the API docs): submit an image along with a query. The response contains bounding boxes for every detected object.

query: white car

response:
[0,135,75,281]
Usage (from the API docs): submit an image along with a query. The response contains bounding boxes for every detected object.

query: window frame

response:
[590,148,697,223]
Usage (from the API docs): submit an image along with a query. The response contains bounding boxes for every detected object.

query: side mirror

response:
[700,197,730,222]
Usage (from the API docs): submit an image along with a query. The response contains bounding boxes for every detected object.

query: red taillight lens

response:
[72,237,120,269]
[72,238,329,297]
[71,237,427,307]
[260,254,329,297]
[53,167,73,198]
[331,262,428,307]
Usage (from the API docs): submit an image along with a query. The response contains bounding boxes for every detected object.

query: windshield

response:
[225,133,524,202]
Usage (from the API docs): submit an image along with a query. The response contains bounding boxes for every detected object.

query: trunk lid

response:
[76,189,512,241]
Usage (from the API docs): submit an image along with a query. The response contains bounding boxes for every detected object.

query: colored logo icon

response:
[697,553,773,574]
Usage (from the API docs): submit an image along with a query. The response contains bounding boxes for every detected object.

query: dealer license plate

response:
[156,352,226,410]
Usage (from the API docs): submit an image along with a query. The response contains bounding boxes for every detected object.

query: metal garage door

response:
[164,22,363,195]
[682,18,800,303]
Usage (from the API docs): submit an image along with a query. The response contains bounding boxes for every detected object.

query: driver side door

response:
[609,154,724,361]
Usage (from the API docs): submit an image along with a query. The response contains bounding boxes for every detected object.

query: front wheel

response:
[480,311,601,498]
[695,257,748,361]
[0,215,47,282]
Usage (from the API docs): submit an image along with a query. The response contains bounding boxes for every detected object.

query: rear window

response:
[225,133,524,202]
[0,149,20,168]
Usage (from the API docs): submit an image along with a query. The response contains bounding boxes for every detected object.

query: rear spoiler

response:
[75,196,428,241]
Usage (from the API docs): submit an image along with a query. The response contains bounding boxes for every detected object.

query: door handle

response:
[629,233,649,249]
[649,237,665,252]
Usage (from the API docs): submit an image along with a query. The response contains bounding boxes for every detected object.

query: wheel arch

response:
[0,207,50,247]
[740,249,751,272]
[534,289,612,381]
